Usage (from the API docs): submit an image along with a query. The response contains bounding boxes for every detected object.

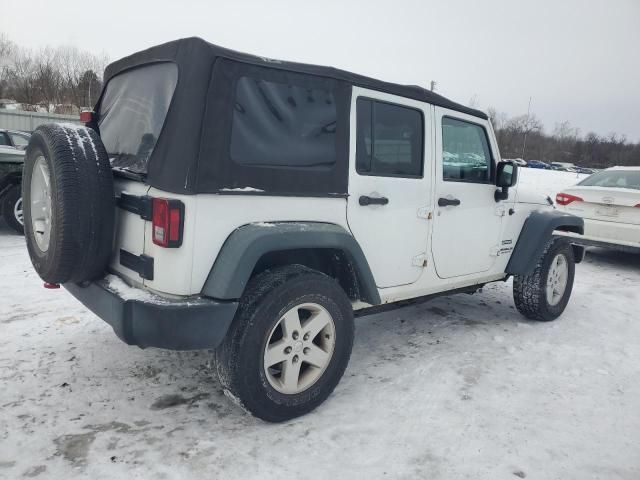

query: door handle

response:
[438,197,461,207]
[359,195,389,206]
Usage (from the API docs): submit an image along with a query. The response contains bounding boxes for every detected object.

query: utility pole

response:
[522,96,532,159]
[430,80,437,92]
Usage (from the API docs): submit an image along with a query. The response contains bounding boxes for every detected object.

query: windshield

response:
[578,170,640,190]
[98,62,178,174]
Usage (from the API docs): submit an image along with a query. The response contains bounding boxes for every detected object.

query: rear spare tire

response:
[23,123,114,284]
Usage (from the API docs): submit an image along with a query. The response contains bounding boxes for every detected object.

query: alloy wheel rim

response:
[546,253,568,306]
[14,196,24,226]
[30,156,52,252]
[263,302,336,395]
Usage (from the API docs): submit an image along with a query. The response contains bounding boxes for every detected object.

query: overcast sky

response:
[2,0,638,141]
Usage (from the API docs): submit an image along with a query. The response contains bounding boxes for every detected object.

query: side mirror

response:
[495,161,518,201]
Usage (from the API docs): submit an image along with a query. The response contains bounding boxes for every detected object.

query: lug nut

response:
[303,347,310,355]
[284,346,292,354]
[303,333,310,341]
[292,331,299,340]
[292,355,299,363]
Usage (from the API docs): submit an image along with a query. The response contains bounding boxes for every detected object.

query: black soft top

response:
[105,37,486,119]
[99,37,487,195]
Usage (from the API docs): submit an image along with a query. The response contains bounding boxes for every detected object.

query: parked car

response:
[21,38,584,422]
[556,167,640,253]
[551,161,575,170]
[506,158,527,167]
[0,129,31,233]
[574,166,596,175]
[527,159,551,169]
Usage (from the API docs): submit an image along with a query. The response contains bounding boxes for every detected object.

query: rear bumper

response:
[583,218,640,248]
[570,237,640,254]
[64,279,238,350]
[558,230,640,254]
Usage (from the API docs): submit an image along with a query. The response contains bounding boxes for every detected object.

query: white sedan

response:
[555,167,640,252]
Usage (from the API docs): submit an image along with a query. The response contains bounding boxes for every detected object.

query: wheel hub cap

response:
[546,253,568,306]
[30,156,52,252]
[263,302,336,395]
[14,197,23,226]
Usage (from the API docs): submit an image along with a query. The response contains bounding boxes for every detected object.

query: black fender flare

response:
[201,222,381,305]
[505,210,584,276]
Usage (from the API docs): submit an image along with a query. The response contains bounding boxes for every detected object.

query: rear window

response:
[98,62,178,174]
[578,170,640,190]
[230,76,337,168]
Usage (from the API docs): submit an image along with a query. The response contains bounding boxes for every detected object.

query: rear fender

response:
[201,222,381,305]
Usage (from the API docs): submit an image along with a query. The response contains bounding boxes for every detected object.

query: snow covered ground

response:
[1,169,639,479]
[516,168,587,199]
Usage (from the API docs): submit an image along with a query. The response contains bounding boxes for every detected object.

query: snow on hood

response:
[514,185,553,206]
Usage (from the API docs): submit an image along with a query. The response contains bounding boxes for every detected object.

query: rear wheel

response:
[215,265,354,422]
[513,238,575,321]
[1,184,24,234]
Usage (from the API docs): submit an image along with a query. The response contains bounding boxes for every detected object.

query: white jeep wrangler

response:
[22,38,584,422]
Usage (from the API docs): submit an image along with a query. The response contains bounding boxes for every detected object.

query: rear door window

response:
[355,98,424,177]
[98,62,178,174]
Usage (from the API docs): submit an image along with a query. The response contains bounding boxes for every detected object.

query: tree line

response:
[0,33,108,114]
[488,109,639,168]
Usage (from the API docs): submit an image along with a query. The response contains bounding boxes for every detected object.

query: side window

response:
[442,117,492,183]
[9,133,29,147]
[230,77,337,168]
[356,98,423,177]
[0,133,10,146]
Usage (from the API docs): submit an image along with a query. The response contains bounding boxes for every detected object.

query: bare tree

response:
[553,120,580,140]
[58,46,108,110]
[0,33,15,98]
[8,48,39,106]
[34,47,63,111]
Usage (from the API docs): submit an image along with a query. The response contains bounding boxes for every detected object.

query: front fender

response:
[505,210,584,276]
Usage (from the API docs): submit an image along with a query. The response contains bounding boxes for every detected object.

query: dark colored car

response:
[0,129,31,233]
[527,159,551,169]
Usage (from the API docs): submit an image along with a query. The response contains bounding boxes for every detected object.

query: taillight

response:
[635,204,640,208]
[152,198,184,248]
[556,192,583,206]
[80,110,94,124]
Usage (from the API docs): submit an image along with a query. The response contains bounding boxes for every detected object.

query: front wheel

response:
[513,238,575,321]
[215,265,354,422]
[1,184,24,234]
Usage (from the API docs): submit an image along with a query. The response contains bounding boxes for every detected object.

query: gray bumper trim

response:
[64,280,237,350]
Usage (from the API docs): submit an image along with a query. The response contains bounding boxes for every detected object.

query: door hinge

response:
[118,192,153,220]
[412,253,428,267]
[417,206,432,219]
